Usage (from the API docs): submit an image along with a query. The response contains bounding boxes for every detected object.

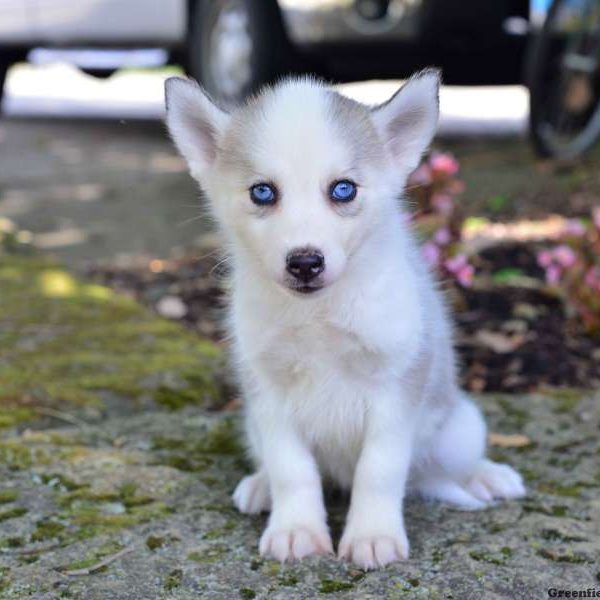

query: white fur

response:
[165,71,525,570]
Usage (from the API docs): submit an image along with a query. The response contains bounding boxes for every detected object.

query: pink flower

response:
[429,152,459,176]
[456,264,474,287]
[431,193,454,215]
[553,245,577,268]
[433,227,452,245]
[545,264,562,285]
[448,179,466,195]
[409,163,432,186]
[593,206,600,230]
[423,241,440,267]
[537,250,553,268]
[444,254,474,286]
[445,254,468,273]
[584,266,600,290]
[564,219,586,237]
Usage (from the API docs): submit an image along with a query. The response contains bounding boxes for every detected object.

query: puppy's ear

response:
[371,69,440,173]
[164,77,229,180]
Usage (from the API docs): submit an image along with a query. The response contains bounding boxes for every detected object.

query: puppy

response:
[164,70,525,570]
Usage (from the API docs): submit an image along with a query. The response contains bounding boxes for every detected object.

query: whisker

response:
[195,246,222,261]
[177,214,206,228]
[404,183,426,193]
[210,256,231,280]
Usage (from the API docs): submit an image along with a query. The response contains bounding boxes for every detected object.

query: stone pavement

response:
[1,254,598,599]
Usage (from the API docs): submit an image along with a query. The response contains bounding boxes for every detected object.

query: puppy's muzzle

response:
[286,249,325,284]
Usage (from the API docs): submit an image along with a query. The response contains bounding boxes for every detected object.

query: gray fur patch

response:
[217,79,385,177]
[325,90,384,165]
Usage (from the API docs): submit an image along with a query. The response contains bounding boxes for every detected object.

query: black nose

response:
[286,249,325,283]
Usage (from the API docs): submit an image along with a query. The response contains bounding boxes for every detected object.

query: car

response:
[0,0,533,107]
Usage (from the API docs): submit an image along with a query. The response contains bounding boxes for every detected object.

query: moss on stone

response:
[118,482,154,508]
[187,544,228,563]
[239,588,257,599]
[58,488,120,508]
[537,548,591,564]
[152,437,188,451]
[146,535,166,551]
[203,521,237,541]
[0,566,10,593]
[60,541,124,572]
[68,500,172,531]
[537,482,583,498]
[0,507,28,522]
[319,579,355,593]
[545,388,585,413]
[0,490,18,504]
[0,256,223,417]
[533,503,569,518]
[40,473,83,492]
[164,568,183,592]
[278,573,299,587]
[469,548,510,566]
[31,519,66,542]
[0,440,52,470]
[249,559,263,571]
[152,417,245,473]
[155,385,205,411]
[2,536,25,548]
[0,407,36,429]
[496,398,529,428]
[539,528,587,543]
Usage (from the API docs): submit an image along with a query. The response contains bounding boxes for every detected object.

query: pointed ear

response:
[164,77,229,180]
[371,69,440,173]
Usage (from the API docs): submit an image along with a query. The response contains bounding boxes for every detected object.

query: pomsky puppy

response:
[164,70,525,570]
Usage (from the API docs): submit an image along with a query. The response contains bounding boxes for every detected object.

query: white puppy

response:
[164,70,525,570]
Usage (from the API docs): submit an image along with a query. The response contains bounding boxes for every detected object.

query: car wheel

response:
[80,68,117,79]
[188,0,288,104]
[0,60,9,111]
[526,0,600,158]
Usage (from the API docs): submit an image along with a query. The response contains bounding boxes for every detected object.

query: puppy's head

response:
[165,71,439,296]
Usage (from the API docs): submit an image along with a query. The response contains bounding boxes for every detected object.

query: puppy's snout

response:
[286,249,325,283]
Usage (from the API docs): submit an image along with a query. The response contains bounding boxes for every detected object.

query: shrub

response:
[408,152,474,287]
[537,207,600,334]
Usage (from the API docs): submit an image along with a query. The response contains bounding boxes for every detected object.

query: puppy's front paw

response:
[466,459,526,502]
[338,526,409,569]
[259,525,333,562]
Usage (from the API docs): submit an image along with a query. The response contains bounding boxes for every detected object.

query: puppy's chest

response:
[260,322,383,389]
[258,322,379,448]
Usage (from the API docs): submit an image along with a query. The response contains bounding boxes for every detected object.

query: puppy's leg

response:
[416,395,525,507]
[338,391,413,570]
[249,399,332,562]
[233,413,271,514]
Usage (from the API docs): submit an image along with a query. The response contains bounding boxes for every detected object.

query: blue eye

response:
[250,183,277,206]
[330,180,357,202]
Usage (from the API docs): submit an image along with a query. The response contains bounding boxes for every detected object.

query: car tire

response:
[0,60,9,111]
[187,0,289,104]
[526,0,600,158]
[80,68,117,79]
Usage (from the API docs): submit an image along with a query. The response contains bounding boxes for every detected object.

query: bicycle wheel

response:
[527,0,600,158]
